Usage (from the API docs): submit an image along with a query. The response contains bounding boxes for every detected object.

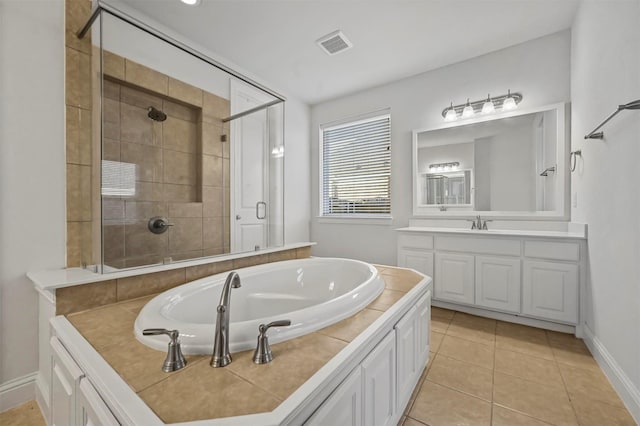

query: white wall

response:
[571,0,640,421]
[0,0,66,409]
[310,30,571,264]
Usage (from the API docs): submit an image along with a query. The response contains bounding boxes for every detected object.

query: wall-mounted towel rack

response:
[584,99,640,139]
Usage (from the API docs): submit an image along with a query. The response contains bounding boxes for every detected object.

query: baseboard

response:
[583,325,640,423]
[0,372,37,413]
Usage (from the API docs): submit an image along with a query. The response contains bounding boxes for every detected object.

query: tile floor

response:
[399,307,636,426]
[1,308,636,426]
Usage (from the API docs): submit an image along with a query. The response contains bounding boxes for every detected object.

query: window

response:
[320,113,391,217]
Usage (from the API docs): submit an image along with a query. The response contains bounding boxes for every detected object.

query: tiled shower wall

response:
[101,67,231,268]
[66,0,94,267]
[65,0,232,268]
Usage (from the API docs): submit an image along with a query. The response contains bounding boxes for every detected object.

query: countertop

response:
[65,265,425,424]
[396,226,587,239]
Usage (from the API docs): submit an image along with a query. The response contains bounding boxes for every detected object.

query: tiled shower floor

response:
[399,307,636,426]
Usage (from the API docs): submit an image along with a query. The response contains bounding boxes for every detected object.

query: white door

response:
[230,80,271,252]
[305,367,362,426]
[398,249,434,277]
[522,261,578,324]
[395,306,419,414]
[434,253,475,304]
[362,331,396,426]
[76,379,119,426]
[50,337,84,426]
[475,256,521,313]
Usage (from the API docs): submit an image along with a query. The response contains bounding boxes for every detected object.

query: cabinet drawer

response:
[398,233,434,250]
[435,236,520,256]
[524,240,579,261]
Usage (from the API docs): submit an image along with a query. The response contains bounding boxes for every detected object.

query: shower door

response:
[230,81,271,252]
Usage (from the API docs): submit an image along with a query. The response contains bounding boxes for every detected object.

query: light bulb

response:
[181,0,201,5]
[502,89,517,111]
[444,102,457,122]
[482,94,495,114]
[462,99,474,118]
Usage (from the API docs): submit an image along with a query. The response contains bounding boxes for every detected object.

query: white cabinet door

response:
[305,368,362,426]
[398,249,434,277]
[522,261,578,324]
[475,256,521,313]
[416,291,431,368]
[50,337,84,426]
[76,378,119,426]
[362,331,396,426]
[434,253,475,304]
[395,306,418,414]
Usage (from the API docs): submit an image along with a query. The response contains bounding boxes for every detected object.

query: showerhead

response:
[148,106,167,122]
[620,99,640,110]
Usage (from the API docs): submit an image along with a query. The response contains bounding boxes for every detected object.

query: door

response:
[305,367,362,426]
[398,249,434,277]
[76,379,119,426]
[50,337,84,426]
[522,261,578,324]
[395,306,419,414]
[230,80,271,252]
[475,256,521,313]
[434,253,475,304]
[362,331,396,426]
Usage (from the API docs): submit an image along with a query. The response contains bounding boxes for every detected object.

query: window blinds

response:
[321,114,391,216]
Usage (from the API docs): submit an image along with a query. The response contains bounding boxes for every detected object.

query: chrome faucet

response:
[210,271,241,368]
[469,215,491,230]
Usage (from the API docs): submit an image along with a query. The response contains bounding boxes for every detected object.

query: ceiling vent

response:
[316,30,353,56]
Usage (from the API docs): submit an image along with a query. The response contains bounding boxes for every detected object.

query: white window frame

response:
[319,111,392,222]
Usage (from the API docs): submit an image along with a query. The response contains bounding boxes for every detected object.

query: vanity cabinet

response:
[398,229,585,331]
[307,291,431,426]
[50,336,119,426]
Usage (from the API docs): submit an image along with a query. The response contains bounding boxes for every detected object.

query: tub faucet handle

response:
[253,319,291,364]
[142,328,187,372]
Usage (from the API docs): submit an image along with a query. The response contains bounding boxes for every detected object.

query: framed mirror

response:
[412,103,569,219]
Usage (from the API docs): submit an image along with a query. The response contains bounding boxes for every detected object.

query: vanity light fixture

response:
[462,99,475,118]
[429,162,460,172]
[441,90,523,121]
[444,102,457,122]
[481,94,495,114]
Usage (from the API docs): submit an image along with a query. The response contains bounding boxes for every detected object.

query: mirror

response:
[92,12,285,272]
[412,103,568,218]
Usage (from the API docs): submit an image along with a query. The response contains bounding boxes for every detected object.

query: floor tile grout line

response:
[423,376,493,404]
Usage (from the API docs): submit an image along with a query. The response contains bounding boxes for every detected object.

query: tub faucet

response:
[210,271,241,368]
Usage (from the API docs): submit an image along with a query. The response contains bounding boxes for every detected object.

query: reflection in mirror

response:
[90,11,284,272]
[413,103,567,218]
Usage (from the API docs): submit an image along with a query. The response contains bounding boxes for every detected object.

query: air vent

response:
[316,30,353,55]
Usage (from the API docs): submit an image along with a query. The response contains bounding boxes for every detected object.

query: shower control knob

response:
[148,217,174,234]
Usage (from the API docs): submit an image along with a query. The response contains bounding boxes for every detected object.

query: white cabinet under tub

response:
[397,227,586,333]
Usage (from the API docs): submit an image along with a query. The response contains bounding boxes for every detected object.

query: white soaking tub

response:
[134,257,385,354]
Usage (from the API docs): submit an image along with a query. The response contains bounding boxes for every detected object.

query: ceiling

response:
[115,0,579,105]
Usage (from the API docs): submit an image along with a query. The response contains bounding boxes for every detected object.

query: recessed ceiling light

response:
[181,0,201,5]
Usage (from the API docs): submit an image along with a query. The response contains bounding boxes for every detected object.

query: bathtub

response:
[134,257,385,354]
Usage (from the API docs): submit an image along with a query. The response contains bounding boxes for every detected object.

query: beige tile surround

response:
[65,266,424,423]
[399,308,636,426]
[56,246,310,315]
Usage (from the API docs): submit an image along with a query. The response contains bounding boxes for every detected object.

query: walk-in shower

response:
[74,2,285,272]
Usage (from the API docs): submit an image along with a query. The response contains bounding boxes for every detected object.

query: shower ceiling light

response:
[441,90,523,121]
[180,0,201,5]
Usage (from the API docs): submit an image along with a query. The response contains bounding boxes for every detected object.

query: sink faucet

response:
[210,271,241,368]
